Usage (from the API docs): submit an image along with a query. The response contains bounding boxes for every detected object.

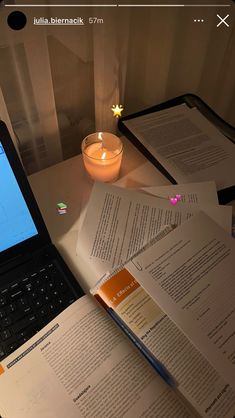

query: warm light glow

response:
[101,152,106,160]
[98,132,103,140]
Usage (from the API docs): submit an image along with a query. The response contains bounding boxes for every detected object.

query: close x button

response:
[216,14,229,28]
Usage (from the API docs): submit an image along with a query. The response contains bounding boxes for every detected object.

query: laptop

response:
[0,121,84,361]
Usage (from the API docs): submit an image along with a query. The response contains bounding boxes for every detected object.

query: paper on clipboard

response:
[123,106,235,190]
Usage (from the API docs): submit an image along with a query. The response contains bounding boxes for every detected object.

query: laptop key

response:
[25,283,33,292]
[35,277,43,286]
[18,325,38,341]
[17,328,32,339]
[7,303,16,313]
[39,306,49,317]
[11,308,30,322]
[49,302,56,312]
[17,297,28,308]
[38,285,47,294]
[65,296,76,305]
[10,282,19,290]
[58,280,66,289]
[52,290,60,298]
[0,317,12,328]
[10,290,23,300]
[7,342,19,354]
[49,299,63,314]
[25,288,38,299]
[48,263,54,268]
[18,337,28,346]
[0,310,6,319]
[34,299,43,308]
[22,306,32,315]
[43,295,50,303]
[0,329,11,341]
[0,346,5,360]
[0,296,7,307]
[56,298,65,306]
[47,281,55,290]
[11,315,37,334]
[10,312,23,322]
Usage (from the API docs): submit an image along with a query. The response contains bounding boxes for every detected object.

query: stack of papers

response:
[76,180,232,281]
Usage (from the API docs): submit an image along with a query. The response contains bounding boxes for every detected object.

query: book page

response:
[0,296,195,418]
[76,183,231,285]
[123,107,235,190]
[126,212,235,391]
[142,181,218,205]
[92,271,235,418]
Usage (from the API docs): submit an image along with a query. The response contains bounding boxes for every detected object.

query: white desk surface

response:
[28,136,169,291]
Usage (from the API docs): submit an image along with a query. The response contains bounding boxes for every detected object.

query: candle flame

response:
[101,151,106,160]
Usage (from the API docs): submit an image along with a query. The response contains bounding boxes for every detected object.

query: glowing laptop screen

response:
[0,142,38,252]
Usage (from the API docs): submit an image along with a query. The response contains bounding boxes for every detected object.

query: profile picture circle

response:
[7,11,27,30]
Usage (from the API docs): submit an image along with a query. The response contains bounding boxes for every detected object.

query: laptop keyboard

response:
[0,262,77,361]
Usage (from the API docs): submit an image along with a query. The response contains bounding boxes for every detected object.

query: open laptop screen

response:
[0,142,38,252]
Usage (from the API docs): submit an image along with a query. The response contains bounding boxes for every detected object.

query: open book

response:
[0,212,235,418]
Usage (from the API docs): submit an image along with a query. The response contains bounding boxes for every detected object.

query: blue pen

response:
[107,307,176,388]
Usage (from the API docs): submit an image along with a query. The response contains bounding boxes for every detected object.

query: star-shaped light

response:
[111,104,124,118]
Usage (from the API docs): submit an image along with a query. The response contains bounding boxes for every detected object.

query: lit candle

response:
[82,132,123,182]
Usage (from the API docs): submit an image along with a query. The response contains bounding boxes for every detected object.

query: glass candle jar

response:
[81,132,123,182]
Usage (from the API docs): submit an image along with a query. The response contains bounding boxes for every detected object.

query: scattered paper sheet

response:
[127,212,235,391]
[76,183,232,282]
[142,181,218,205]
[123,107,235,190]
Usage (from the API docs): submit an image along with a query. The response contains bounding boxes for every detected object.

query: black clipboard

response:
[118,94,235,205]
